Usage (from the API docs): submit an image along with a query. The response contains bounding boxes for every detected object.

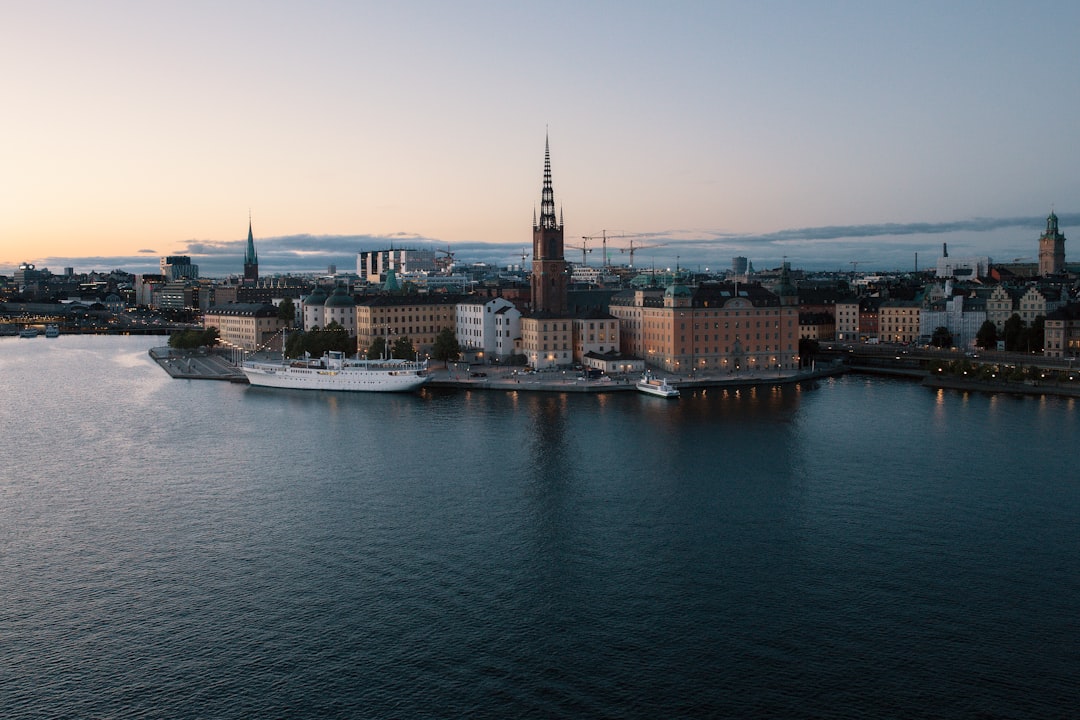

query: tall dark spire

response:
[537,134,559,231]
[243,213,259,284]
[530,132,568,315]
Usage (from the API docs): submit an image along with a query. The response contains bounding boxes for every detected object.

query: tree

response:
[168,327,219,349]
[367,336,387,360]
[976,320,998,349]
[431,327,461,363]
[1003,314,1026,351]
[277,297,296,325]
[931,326,953,348]
[1026,315,1045,353]
[391,336,416,360]
[798,338,819,368]
[285,330,306,358]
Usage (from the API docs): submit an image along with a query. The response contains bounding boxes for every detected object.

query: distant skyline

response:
[3,2,1079,275]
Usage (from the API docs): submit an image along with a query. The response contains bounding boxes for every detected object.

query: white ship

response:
[636,371,680,398]
[242,350,430,392]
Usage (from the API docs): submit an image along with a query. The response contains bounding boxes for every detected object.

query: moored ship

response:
[241,350,430,392]
[636,371,680,398]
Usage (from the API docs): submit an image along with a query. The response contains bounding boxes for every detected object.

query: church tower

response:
[244,215,259,284]
[530,135,568,315]
[1038,210,1066,276]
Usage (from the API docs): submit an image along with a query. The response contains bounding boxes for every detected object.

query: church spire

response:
[537,133,559,231]
[243,213,259,284]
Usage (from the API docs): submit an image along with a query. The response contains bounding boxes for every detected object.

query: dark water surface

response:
[2,336,1077,718]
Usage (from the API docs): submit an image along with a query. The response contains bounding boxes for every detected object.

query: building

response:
[986,285,1021,331]
[609,279,798,374]
[455,296,521,363]
[878,299,922,344]
[244,218,259,284]
[572,312,621,360]
[920,295,986,349]
[160,256,198,281]
[520,135,576,369]
[322,285,357,338]
[354,294,461,358]
[204,303,288,351]
[530,135,568,316]
[1038,210,1066,276]
[357,249,437,284]
[158,280,197,311]
[799,312,835,341]
[1017,285,1067,325]
[834,299,860,341]
[1044,304,1080,358]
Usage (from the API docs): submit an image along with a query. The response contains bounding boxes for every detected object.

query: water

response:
[1,335,1077,718]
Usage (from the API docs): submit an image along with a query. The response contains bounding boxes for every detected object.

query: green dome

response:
[323,286,355,308]
[304,288,328,307]
[664,283,692,298]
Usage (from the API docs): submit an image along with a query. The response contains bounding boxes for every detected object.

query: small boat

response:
[44,325,60,338]
[636,371,680,398]
[18,327,39,338]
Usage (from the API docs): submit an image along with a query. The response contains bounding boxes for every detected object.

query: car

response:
[470,371,487,378]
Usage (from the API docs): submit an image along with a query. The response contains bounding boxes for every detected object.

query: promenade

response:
[148,347,844,392]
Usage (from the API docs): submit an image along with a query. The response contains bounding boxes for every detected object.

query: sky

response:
[2,1,1079,277]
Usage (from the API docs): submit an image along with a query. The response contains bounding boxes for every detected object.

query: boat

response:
[18,327,39,338]
[636,371,680,398]
[241,350,430,392]
[44,325,60,338]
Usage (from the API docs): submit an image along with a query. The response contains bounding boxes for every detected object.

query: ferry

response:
[241,350,430,392]
[18,327,39,338]
[636,371,680,398]
[44,325,60,338]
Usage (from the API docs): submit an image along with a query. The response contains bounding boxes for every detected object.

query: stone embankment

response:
[149,347,247,382]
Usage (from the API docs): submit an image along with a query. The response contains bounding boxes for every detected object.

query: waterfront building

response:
[859,297,882,343]
[878,299,922,344]
[520,135,577,369]
[1038,210,1066,276]
[1044,304,1080,358]
[572,312,621,360]
[243,219,259,285]
[799,312,836,342]
[609,280,798,374]
[919,295,986,349]
[354,294,461,358]
[204,303,288,351]
[455,296,521,363]
[322,285,357,338]
[834,299,860,341]
[301,286,329,330]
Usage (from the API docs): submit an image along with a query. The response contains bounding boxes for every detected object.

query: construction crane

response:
[435,245,455,273]
[620,238,664,268]
[581,230,637,269]
[565,242,592,266]
[519,248,530,269]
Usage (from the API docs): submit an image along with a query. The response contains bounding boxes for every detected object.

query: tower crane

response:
[565,241,592,266]
[435,245,455,273]
[581,230,636,269]
[620,238,664,268]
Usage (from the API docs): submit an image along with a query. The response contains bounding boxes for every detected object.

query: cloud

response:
[7,214,1075,276]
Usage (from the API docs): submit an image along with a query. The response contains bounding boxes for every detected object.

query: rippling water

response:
[1,336,1077,718]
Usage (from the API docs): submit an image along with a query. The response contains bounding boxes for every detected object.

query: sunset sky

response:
[3,1,1078,276]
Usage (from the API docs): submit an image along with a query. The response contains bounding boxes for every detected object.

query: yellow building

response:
[355,295,461,358]
[520,315,574,369]
[878,300,921,344]
[204,303,289,351]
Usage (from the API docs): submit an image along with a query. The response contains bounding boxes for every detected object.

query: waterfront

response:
[2,335,1078,718]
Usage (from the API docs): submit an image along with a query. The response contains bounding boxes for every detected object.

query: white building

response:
[455,297,521,362]
[936,255,991,279]
[835,300,860,341]
[920,295,986,349]
[357,249,437,284]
